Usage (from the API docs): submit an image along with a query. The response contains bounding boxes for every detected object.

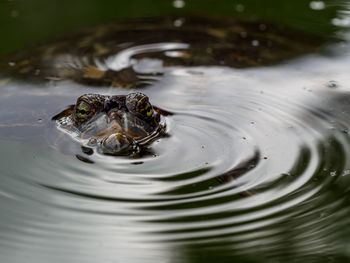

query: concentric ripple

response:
[1,18,350,263]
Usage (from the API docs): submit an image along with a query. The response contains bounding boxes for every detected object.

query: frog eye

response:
[75,101,93,120]
[137,101,153,117]
[126,92,153,117]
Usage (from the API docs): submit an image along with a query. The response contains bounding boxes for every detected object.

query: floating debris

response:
[309,1,325,10]
[326,80,339,88]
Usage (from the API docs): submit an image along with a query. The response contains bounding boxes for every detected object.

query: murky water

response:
[1,2,350,263]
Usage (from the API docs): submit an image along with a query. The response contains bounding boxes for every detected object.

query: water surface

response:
[1,1,350,263]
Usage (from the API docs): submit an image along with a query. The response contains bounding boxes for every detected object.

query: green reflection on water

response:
[0,0,339,56]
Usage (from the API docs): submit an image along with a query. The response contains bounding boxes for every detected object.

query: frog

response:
[53,92,167,155]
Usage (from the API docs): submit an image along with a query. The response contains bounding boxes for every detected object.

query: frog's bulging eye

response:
[126,92,153,117]
[75,101,92,120]
[140,102,153,117]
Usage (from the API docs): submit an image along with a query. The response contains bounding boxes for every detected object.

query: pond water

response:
[1,1,350,263]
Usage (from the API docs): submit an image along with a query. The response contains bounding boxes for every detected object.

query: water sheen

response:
[1,17,350,263]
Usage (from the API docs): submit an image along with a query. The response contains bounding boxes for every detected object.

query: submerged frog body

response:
[54,92,166,155]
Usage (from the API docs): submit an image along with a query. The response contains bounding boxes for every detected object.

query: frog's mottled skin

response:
[0,16,323,89]
[54,92,165,154]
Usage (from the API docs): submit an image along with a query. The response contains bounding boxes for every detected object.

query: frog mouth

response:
[80,114,157,154]
[77,110,152,139]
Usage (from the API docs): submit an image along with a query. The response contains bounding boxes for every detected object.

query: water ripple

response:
[1,15,350,263]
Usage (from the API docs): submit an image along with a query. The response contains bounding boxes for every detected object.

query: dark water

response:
[1,1,350,263]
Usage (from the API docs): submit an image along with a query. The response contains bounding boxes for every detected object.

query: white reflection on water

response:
[2,10,350,263]
[1,43,350,262]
